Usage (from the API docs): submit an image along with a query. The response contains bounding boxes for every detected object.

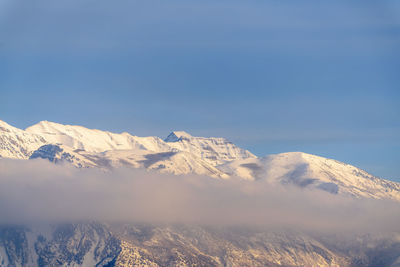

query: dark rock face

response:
[29,144,86,167]
[0,226,30,266]
[317,182,339,194]
[139,152,178,168]
[29,144,80,165]
[30,144,64,162]
[0,223,120,267]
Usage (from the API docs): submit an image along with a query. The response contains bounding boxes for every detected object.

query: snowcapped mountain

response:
[2,119,400,267]
[2,120,254,178]
[220,152,400,200]
[0,120,47,159]
[25,120,172,154]
[25,121,255,167]
[1,119,400,200]
[164,131,256,166]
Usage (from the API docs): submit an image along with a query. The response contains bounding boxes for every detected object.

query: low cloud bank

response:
[0,159,399,233]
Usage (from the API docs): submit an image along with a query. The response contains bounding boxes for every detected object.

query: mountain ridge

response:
[1,119,399,200]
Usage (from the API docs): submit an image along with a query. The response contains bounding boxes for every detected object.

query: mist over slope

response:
[0,158,399,229]
[0,159,400,266]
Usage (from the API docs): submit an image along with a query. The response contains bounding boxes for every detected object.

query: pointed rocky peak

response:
[165,131,193,142]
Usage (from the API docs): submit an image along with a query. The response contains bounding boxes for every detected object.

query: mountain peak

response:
[1,119,32,134]
[0,119,14,132]
[165,131,193,142]
[26,120,79,131]
[26,120,68,134]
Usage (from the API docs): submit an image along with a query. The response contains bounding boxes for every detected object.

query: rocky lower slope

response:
[1,223,400,267]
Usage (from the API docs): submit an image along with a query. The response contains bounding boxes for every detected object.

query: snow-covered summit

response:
[0,119,29,133]
[0,119,14,132]
[165,131,256,166]
[0,120,47,159]
[25,121,256,167]
[26,120,171,153]
[1,119,255,176]
[220,151,400,200]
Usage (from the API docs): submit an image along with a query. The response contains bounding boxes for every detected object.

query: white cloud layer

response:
[0,159,399,234]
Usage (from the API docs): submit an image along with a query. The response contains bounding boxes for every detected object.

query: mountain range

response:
[1,119,399,201]
[1,119,400,266]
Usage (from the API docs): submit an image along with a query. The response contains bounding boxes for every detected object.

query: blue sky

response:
[1,0,399,181]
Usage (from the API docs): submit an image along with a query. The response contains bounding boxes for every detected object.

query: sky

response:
[0,0,399,181]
